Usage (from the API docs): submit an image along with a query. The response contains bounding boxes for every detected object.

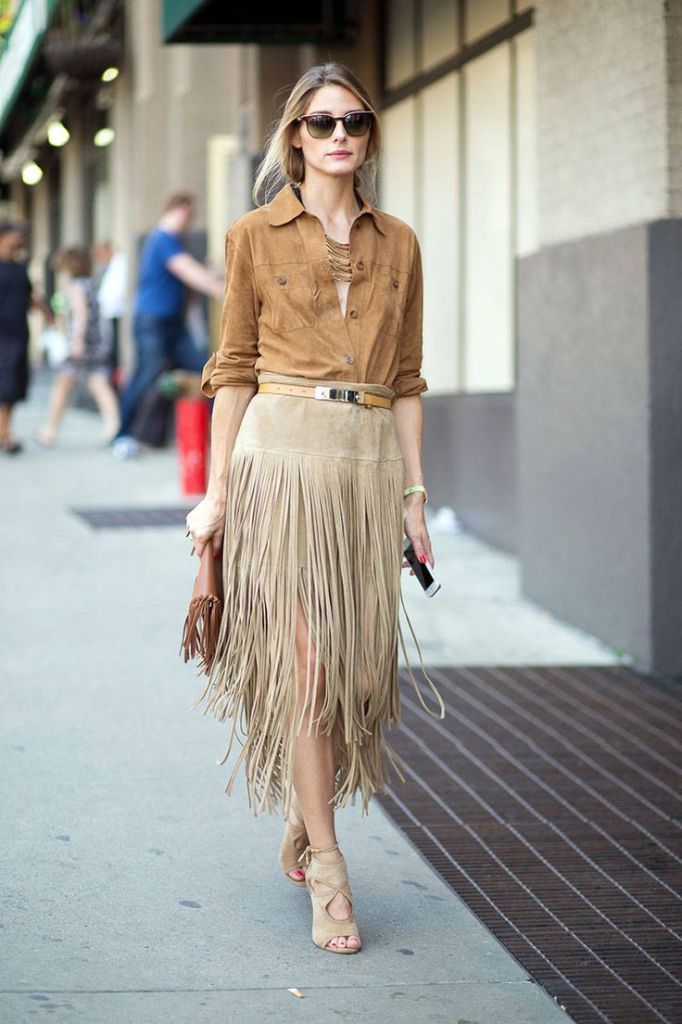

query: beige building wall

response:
[120,0,249,235]
[535,0,677,246]
[27,173,51,285]
[667,2,682,213]
[60,119,87,245]
[104,1,265,362]
[379,2,536,395]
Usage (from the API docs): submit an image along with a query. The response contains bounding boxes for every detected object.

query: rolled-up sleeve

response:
[200,224,260,397]
[391,233,429,400]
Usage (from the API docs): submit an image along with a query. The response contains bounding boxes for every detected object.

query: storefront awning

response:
[0,0,46,136]
[0,0,64,138]
[161,0,352,45]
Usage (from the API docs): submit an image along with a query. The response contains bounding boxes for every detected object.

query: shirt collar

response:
[267,181,387,236]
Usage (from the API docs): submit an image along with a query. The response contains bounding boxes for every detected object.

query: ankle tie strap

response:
[298,842,339,867]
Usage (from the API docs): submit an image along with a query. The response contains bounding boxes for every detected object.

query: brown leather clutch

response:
[180,542,224,675]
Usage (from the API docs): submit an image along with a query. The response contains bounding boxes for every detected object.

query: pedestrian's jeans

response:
[117,314,207,438]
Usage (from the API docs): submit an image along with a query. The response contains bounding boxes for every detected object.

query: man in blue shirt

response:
[113,191,223,457]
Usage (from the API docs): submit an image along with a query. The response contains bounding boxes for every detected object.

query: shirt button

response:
[345,355,355,364]
[356,260,364,270]
[392,279,399,289]
[349,309,358,318]
[277,276,287,285]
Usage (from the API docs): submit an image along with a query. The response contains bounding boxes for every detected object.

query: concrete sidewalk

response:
[0,385,601,1023]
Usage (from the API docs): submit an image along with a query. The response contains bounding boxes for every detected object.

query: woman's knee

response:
[87,371,113,394]
[295,640,326,715]
[295,600,326,716]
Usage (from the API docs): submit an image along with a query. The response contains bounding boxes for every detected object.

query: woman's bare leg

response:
[86,372,120,443]
[38,372,76,443]
[291,593,361,950]
[0,404,11,444]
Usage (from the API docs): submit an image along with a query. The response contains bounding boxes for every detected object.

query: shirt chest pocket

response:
[263,270,317,334]
[370,264,407,338]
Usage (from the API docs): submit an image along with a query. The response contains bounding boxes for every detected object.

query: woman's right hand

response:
[186,495,226,558]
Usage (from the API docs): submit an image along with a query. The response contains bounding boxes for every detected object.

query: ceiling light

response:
[47,121,70,147]
[21,161,43,185]
[94,127,115,147]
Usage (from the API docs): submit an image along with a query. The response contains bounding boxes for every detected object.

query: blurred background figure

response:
[0,220,52,454]
[92,240,128,388]
[37,246,120,447]
[112,191,223,459]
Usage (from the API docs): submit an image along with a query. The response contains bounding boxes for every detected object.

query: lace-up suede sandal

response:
[300,842,362,953]
[278,790,309,887]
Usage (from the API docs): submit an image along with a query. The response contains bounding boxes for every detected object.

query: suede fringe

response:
[192,442,410,817]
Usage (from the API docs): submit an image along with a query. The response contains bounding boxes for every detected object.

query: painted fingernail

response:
[419,554,427,563]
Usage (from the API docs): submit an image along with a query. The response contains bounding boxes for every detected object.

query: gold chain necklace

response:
[324,233,353,282]
[293,182,355,283]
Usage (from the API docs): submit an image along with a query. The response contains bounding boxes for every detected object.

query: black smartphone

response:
[403,538,441,597]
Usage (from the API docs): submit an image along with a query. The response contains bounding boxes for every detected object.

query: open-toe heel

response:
[301,843,362,954]
[278,790,308,887]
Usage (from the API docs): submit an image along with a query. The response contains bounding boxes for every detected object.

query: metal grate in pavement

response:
[377,664,682,1024]
[72,506,192,529]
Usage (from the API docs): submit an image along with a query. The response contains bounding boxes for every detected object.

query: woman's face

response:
[291,83,371,183]
[0,230,24,260]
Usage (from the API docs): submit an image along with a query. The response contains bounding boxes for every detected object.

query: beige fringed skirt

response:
[193,370,434,817]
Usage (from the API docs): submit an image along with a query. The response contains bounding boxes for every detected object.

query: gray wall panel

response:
[422,393,517,553]
[517,223,652,664]
[648,221,682,672]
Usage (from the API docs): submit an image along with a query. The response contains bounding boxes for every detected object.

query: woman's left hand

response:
[402,493,434,573]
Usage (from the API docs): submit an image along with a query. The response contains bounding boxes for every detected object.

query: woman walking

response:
[38,246,119,446]
[186,62,442,954]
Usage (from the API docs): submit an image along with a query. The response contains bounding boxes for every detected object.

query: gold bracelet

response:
[403,484,428,504]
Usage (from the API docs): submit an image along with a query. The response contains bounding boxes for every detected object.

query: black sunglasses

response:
[296,110,375,139]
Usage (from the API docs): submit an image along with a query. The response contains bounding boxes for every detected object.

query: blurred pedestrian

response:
[37,246,120,446]
[112,191,223,459]
[0,220,52,454]
[92,241,128,384]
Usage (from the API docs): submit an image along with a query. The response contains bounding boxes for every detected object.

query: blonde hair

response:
[252,62,382,207]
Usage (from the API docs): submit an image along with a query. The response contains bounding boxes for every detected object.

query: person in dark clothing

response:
[0,221,52,454]
[112,191,223,458]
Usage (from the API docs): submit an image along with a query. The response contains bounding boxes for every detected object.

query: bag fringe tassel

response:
[180,594,223,675]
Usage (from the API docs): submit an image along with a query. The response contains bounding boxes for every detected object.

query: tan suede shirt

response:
[200,181,428,400]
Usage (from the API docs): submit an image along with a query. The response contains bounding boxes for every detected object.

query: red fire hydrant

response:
[176,397,209,496]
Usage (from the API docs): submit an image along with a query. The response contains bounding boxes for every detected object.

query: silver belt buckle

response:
[313,385,361,404]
